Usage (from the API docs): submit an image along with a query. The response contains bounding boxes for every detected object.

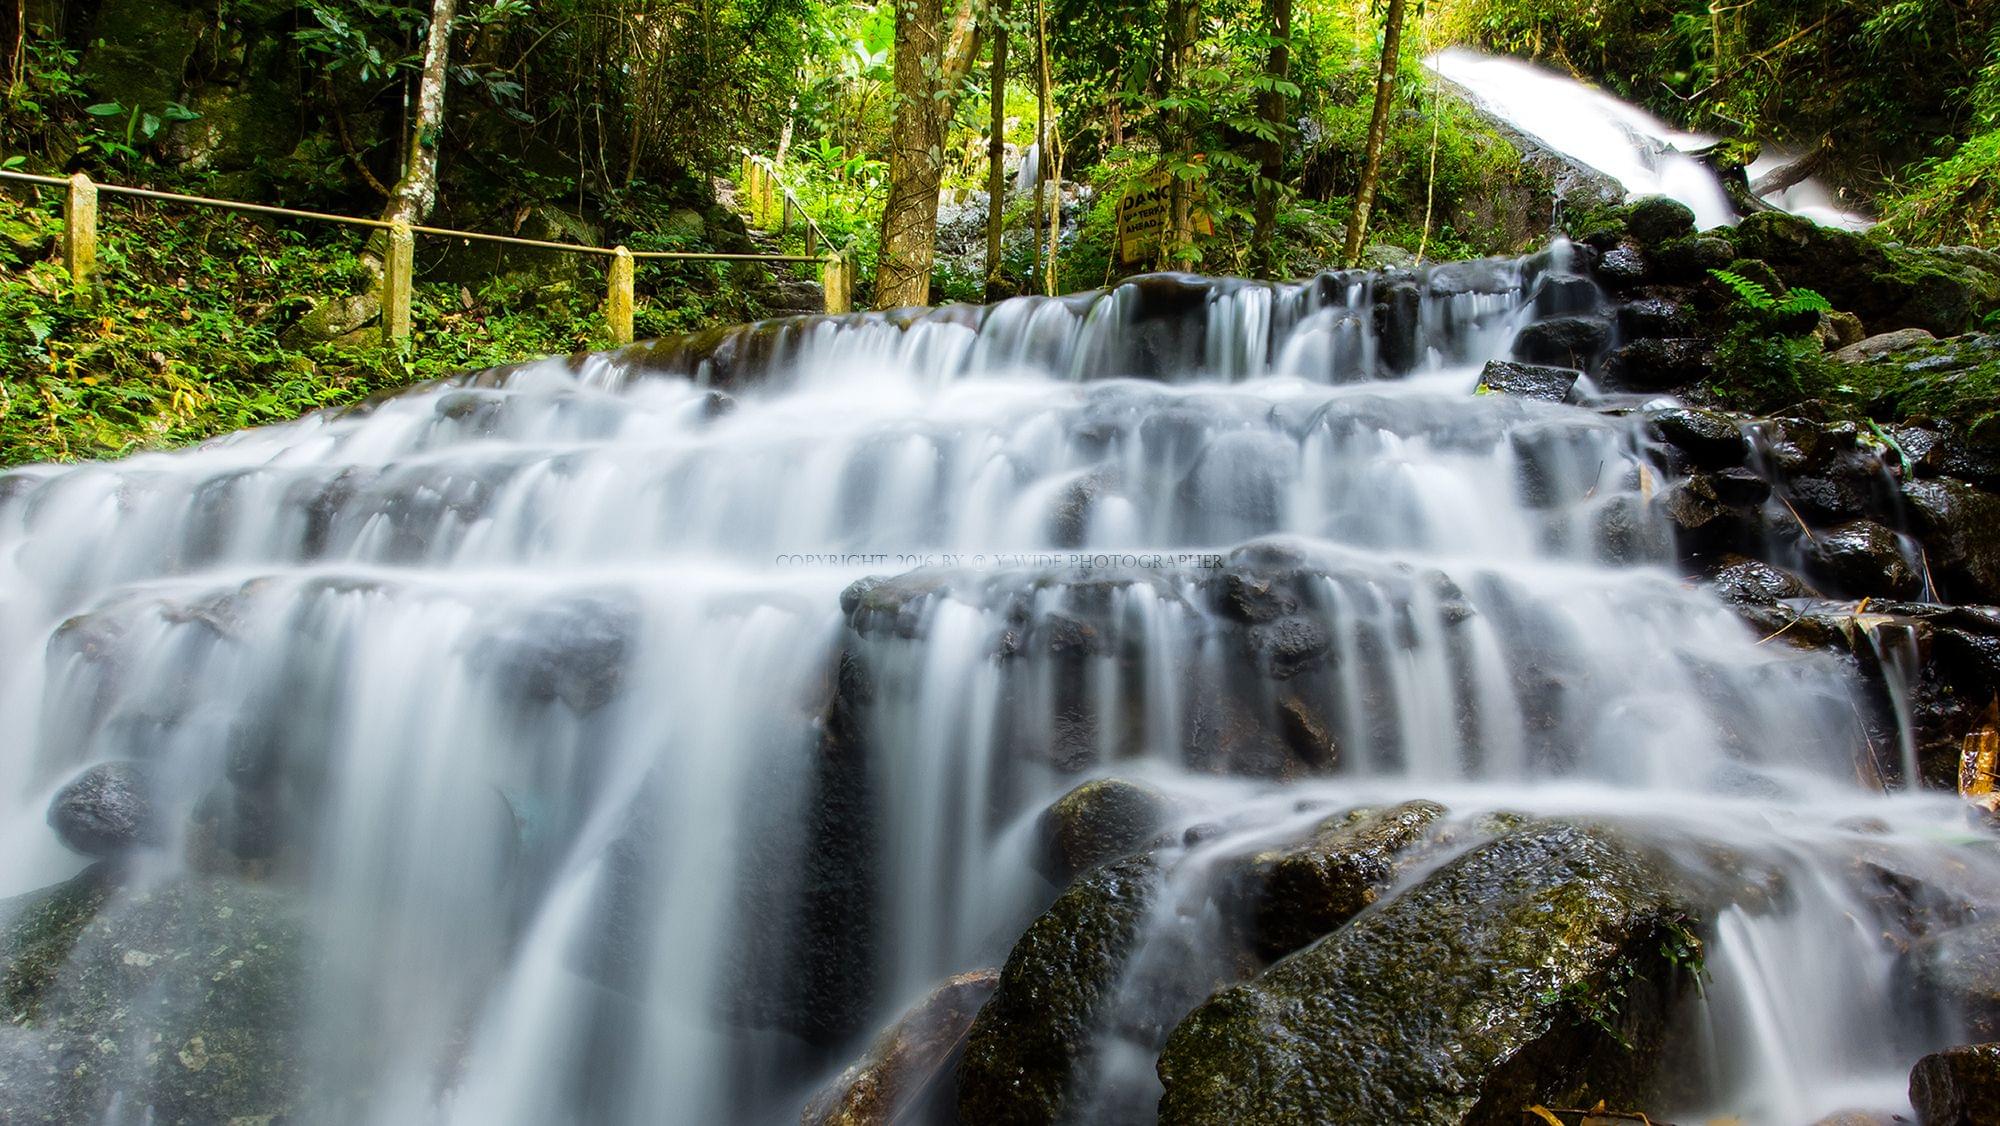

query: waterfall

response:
[0,250,1990,1125]
[1428,48,1872,232]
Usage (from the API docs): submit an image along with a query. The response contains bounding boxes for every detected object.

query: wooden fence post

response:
[382,221,415,343]
[62,172,97,294]
[607,246,635,346]
[822,252,850,314]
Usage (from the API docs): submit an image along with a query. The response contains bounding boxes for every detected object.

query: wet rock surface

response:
[0,870,308,1124]
[1035,779,1175,885]
[1156,822,1697,1126]
[956,856,1159,1125]
[47,762,161,858]
[804,968,999,1126]
[1911,1042,2000,1126]
[1227,799,1447,961]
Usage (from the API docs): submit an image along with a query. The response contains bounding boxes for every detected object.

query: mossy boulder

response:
[0,872,308,1124]
[1229,800,1447,961]
[79,0,205,113]
[1623,196,1696,248]
[1034,778,1174,885]
[1736,212,2000,336]
[1156,822,1699,1126]
[955,856,1159,1125]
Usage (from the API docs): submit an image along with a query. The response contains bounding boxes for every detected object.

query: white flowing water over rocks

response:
[1429,47,1872,232]
[0,250,1992,1125]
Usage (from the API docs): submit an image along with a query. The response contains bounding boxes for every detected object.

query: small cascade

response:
[1429,48,1872,231]
[0,246,1990,1125]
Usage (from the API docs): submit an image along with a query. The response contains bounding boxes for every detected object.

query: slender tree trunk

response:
[1250,0,1291,278]
[875,0,981,309]
[876,0,948,308]
[984,0,1011,301]
[1343,0,1404,267]
[384,0,458,229]
[1155,0,1200,270]
[1038,0,1060,295]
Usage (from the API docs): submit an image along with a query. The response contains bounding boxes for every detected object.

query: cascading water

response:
[0,248,1993,1125]
[1428,47,1873,232]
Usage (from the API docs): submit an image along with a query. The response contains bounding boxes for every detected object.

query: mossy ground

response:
[0,187,770,468]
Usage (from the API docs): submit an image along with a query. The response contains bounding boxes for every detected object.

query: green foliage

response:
[1708,268,1833,317]
[1882,129,2000,248]
[0,191,754,468]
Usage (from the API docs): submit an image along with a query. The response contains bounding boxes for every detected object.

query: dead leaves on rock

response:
[1958,696,2000,811]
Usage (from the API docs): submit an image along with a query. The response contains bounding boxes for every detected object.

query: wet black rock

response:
[1910,921,2000,1041]
[1605,337,1708,391]
[1245,615,1332,678]
[1624,196,1696,247]
[1156,822,1698,1125]
[1035,778,1174,885]
[1512,315,1612,369]
[1708,559,1819,606]
[1786,475,1873,523]
[1374,278,1424,375]
[1228,800,1446,961]
[956,856,1159,1125]
[1618,295,1698,339]
[1698,467,1773,506]
[1596,244,1650,287]
[46,762,160,858]
[1902,478,2000,604]
[1648,407,1747,468]
[1910,1042,2000,1125]
[1530,274,1601,318]
[1476,361,1578,403]
[1806,520,1922,600]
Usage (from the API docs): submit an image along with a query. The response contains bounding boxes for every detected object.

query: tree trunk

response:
[1343,0,1404,267]
[1250,0,1291,278]
[384,0,458,230]
[1155,0,1200,270]
[983,0,1010,301]
[875,0,981,309]
[1038,0,1059,295]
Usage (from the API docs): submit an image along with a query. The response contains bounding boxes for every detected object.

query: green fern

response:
[1709,268,1833,317]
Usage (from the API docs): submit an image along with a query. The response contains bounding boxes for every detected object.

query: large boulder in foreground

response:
[956,856,1159,1125]
[1156,822,1698,1126]
[804,968,999,1126]
[1910,1042,2000,1125]
[0,871,307,1124]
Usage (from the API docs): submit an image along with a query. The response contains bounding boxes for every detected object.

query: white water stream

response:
[1429,48,1873,232]
[0,247,1990,1124]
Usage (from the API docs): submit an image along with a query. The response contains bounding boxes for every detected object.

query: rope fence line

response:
[0,166,853,347]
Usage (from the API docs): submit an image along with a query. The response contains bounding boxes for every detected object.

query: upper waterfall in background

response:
[1428,48,1872,232]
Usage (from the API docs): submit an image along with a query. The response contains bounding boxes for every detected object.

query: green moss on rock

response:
[955,855,1160,1125]
[0,874,308,1125]
[1229,799,1447,961]
[1156,822,1698,1126]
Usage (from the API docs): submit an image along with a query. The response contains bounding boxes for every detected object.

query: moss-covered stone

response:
[0,874,308,1125]
[1229,799,1447,961]
[0,866,116,1023]
[1034,778,1174,885]
[1736,212,2000,336]
[955,855,1160,1125]
[79,0,204,113]
[1156,822,1698,1126]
